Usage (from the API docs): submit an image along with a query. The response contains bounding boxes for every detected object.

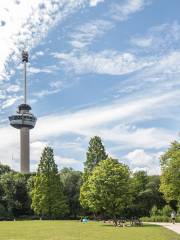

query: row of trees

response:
[0,157,82,219]
[0,136,179,221]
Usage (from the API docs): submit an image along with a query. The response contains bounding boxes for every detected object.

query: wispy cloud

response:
[131,22,180,52]
[0,0,91,111]
[28,66,56,75]
[31,51,45,60]
[69,19,113,49]
[110,0,150,21]
[1,96,22,110]
[32,91,177,146]
[53,50,153,75]
[0,90,178,171]
[33,80,63,98]
[0,0,88,81]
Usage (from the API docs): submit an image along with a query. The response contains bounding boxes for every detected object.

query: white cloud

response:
[131,37,153,48]
[54,50,153,75]
[49,80,63,89]
[1,96,21,109]
[126,149,155,166]
[110,0,150,21]
[33,89,61,98]
[0,0,180,174]
[89,0,104,7]
[33,80,64,98]
[125,149,162,175]
[115,49,180,102]
[69,19,113,49]
[0,90,178,171]
[131,22,180,51]
[31,51,45,60]
[28,66,53,75]
[0,0,87,82]
[31,91,177,150]
[99,126,174,150]
[6,85,20,93]
[55,155,83,169]
[0,0,90,114]
[132,51,180,89]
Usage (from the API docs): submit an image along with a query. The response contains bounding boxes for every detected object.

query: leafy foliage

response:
[160,141,180,206]
[0,172,31,217]
[84,136,108,177]
[0,163,13,175]
[60,167,82,218]
[80,158,131,224]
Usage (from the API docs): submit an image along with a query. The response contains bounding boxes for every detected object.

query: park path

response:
[146,222,180,234]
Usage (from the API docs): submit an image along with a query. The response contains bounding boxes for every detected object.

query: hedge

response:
[141,216,180,223]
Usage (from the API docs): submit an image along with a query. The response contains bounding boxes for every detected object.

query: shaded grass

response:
[0,221,179,240]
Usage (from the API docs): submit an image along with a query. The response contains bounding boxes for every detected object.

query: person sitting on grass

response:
[82,217,88,223]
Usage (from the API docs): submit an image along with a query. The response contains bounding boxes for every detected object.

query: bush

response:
[162,205,172,217]
[150,206,159,216]
[150,205,173,217]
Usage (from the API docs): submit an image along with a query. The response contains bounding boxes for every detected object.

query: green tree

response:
[30,147,68,218]
[160,141,180,207]
[128,172,165,217]
[84,136,108,177]
[81,136,108,211]
[0,172,31,217]
[133,171,148,193]
[0,163,13,175]
[80,158,131,225]
[60,167,82,218]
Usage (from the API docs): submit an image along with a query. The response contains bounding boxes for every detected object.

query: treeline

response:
[0,163,82,219]
[0,136,179,221]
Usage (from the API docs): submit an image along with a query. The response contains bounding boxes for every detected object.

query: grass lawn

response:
[0,221,179,240]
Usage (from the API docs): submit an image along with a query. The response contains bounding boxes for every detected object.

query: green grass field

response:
[0,221,179,240]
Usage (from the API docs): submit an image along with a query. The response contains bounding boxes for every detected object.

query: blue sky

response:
[0,0,180,174]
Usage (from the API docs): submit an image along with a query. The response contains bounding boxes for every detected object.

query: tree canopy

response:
[80,158,131,225]
[160,141,180,207]
[84,136,108,177]
[60,167,82,218]
[0,172,31,217]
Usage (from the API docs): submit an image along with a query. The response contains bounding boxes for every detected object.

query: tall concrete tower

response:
[9,51,37,173]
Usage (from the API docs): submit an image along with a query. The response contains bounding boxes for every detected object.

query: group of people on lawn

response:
[80,211,177,225]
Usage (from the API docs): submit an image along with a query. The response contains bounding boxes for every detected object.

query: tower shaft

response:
[20,127,30,173]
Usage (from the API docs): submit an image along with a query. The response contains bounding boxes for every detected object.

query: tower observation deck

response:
[9,51,37,173]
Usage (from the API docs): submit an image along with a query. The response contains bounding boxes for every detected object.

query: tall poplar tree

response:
[30,147,68,218]
[84,136,108,177]
[80,136,108,210]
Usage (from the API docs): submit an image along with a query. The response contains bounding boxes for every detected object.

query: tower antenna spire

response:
[22,50,28,104]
